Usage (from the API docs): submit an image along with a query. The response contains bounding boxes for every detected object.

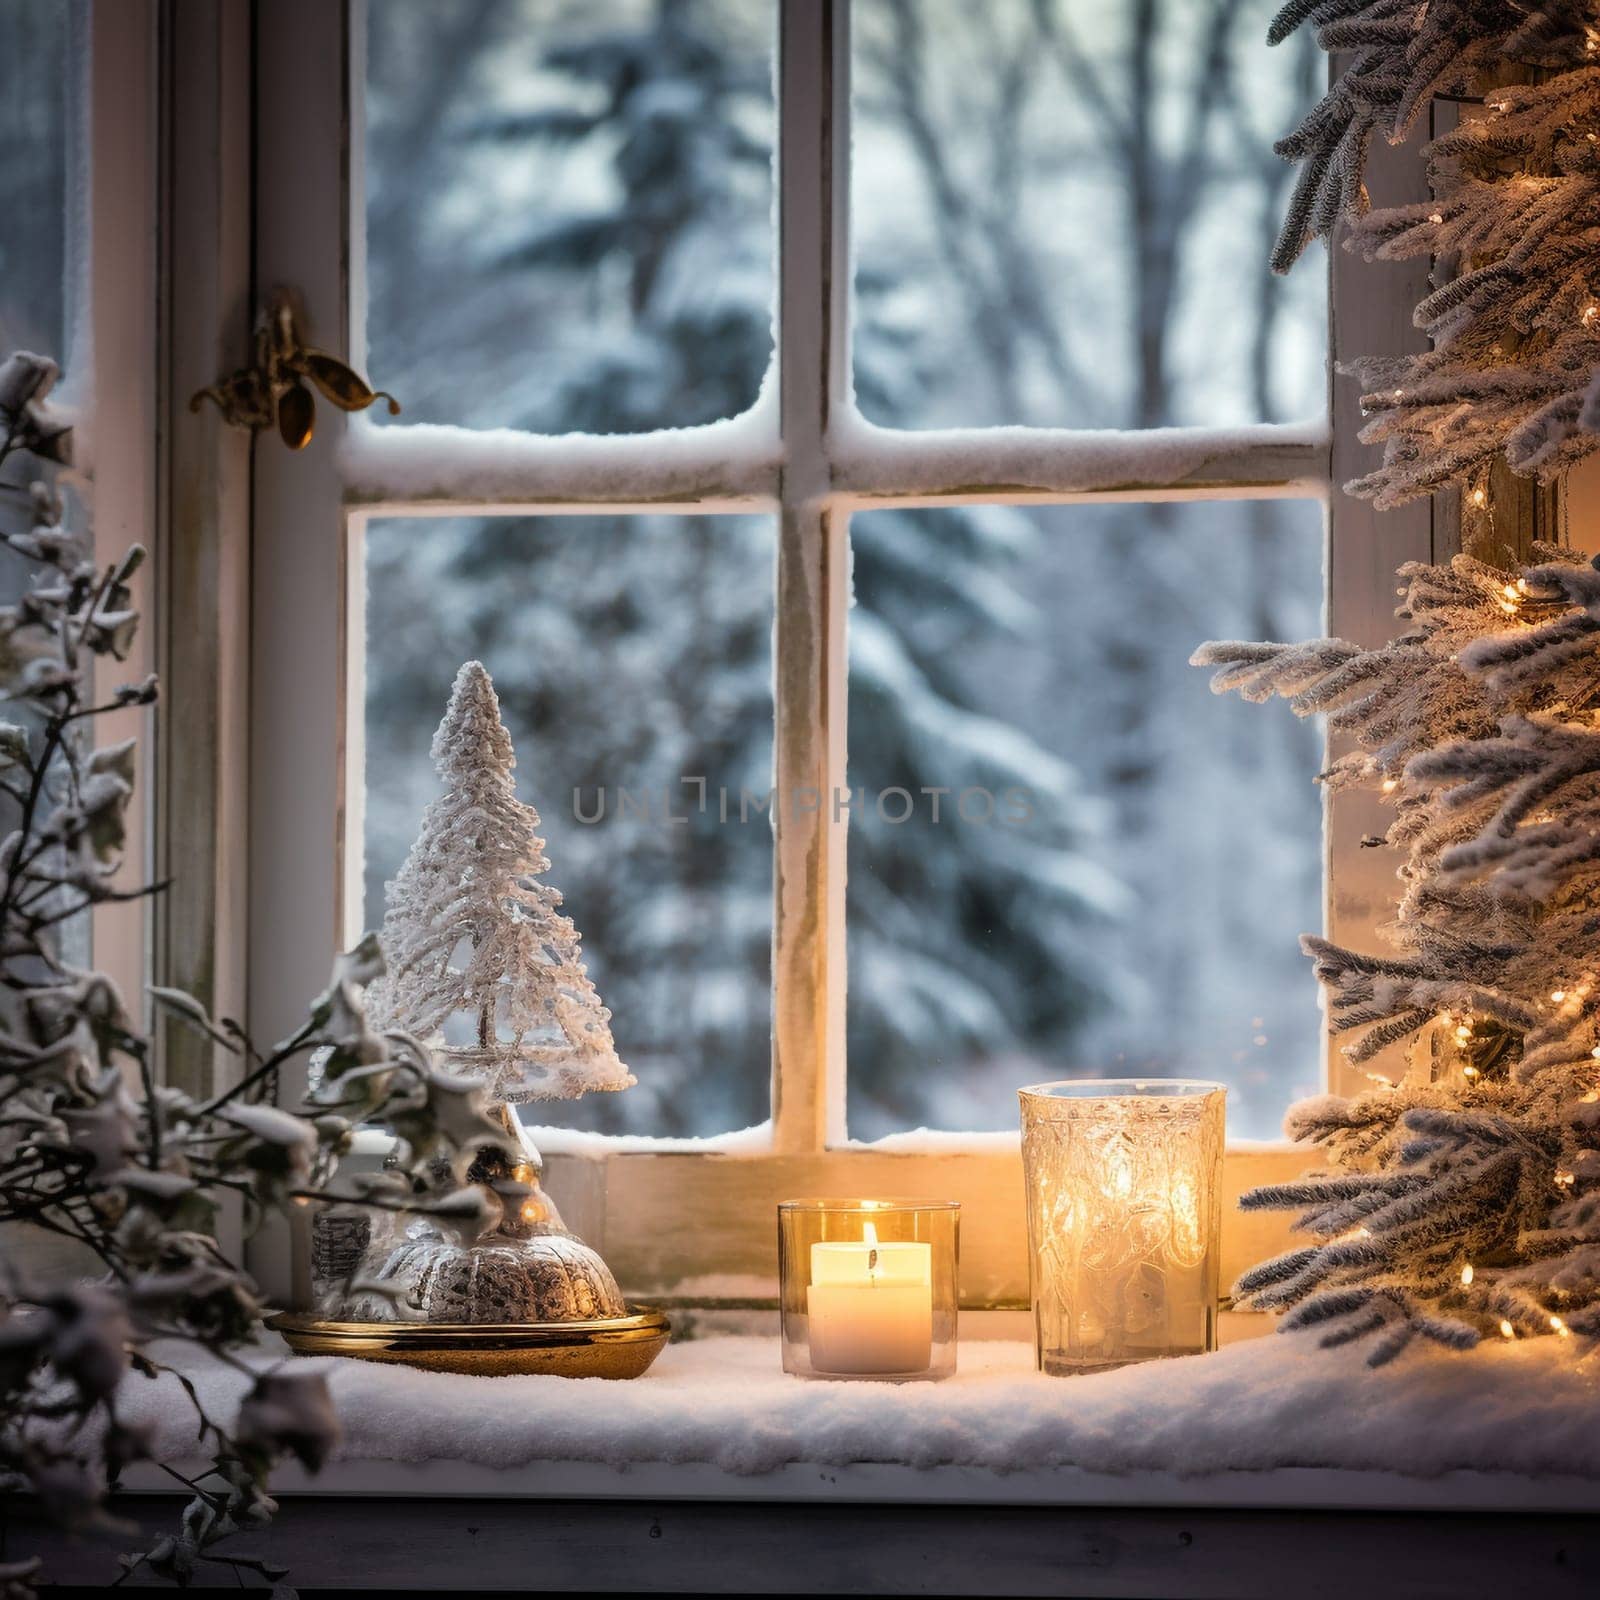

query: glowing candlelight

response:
[778,1199,958,1380]
[805,1220,934,1375]
[1020,1079,1225,1375]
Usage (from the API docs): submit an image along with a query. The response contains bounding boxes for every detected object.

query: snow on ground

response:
[120,1331,1600,1480]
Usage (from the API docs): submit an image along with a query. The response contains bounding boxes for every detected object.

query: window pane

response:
[0,0,74,359]
[363,513,773,1137]
[845,499,1324,1142]
[364,0,774,432]
[0,3,85,972]
[852,0,1326,429]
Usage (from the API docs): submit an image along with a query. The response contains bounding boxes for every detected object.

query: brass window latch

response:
[190,289,399,450]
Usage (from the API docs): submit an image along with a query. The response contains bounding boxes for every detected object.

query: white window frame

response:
[222,1,1451,1307]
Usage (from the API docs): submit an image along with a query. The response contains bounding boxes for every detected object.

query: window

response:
[241,0,1434,1304]
[0,1,83,969]
[0,1,155,1012]
[362,510,777,1137]
[0,0,76,359]
[845,499,1326,1143]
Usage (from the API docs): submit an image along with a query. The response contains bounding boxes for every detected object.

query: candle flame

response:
[863,1220,880,1248]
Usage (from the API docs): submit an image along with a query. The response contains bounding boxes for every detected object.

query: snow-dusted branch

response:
[1267,2,1600,500]
[1196,541,1600,1359]
[0,352,502,1589]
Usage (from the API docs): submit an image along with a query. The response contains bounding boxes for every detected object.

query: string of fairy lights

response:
[1354,561,1600,1342]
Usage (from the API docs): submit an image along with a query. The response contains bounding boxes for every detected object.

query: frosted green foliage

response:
[366,661,632,1105]
[1267,1,1600,501]
[1194,545,1600,1360]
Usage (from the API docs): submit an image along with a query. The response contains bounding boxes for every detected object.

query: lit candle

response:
[1019,1080,1225,1375]
[806,1221,933,1375]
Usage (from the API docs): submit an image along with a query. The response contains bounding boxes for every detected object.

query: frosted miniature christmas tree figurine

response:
[339,662,644,1331]
[367,660,633,1105]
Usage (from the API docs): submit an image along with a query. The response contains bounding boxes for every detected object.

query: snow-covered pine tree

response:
[1268,0,1600,502]
[367,660,632,1105]
[1194,547,1600,1360]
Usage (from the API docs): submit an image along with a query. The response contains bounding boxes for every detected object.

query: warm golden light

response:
[779,1199,958,1381]
[1020,1080,1225,1375]
[1461,1263,1474,1286]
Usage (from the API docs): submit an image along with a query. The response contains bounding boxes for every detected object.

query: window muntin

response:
[845,499,1325,1142]
[363,511,776,1137]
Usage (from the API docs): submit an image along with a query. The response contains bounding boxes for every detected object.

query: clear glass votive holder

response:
[778,1199,959,1380]
[1019,1079,1225,1376]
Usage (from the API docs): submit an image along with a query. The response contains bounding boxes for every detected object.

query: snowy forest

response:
[0,0,1331,1142]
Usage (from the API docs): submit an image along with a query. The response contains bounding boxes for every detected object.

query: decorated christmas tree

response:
[1180,2,1600,1363]
[1195,550,1600,1359]
[366,660,633,1105]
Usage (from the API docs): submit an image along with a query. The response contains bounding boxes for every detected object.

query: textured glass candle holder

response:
[778,1199,959,1380]
[1019,1080,1225,1375]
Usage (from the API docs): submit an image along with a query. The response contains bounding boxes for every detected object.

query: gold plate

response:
[266,1306,671,1379]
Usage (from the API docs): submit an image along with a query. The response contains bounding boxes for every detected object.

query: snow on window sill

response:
[117,1327,1600,1509]
[347,1123,1308,1163]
